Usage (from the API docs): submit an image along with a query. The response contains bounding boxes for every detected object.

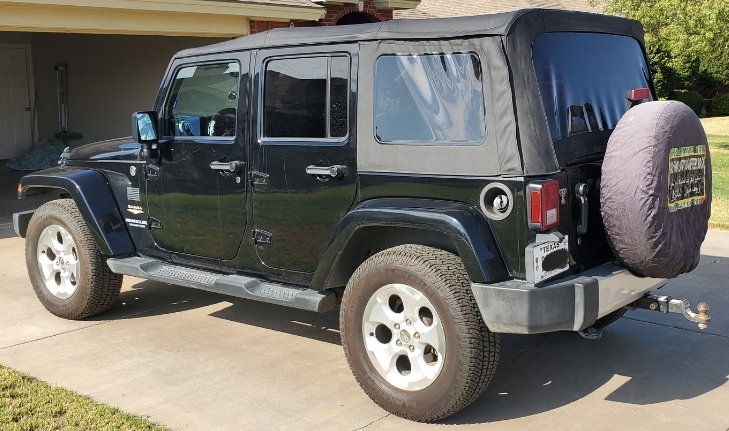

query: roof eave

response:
[0,0,327,22]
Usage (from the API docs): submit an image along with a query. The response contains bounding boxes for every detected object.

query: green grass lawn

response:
[0,365,168,431]
[702,117,729,230]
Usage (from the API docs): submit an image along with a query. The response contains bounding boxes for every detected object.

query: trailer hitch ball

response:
[633,295,710,330]
[697,302,710,330]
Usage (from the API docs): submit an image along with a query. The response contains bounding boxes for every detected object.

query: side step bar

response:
[106,256,336,313]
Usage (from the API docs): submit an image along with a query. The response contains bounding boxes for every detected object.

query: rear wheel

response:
[25,199,123,319]
[340,245,499,422]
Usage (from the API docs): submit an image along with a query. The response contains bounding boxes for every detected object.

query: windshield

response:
[533,32,652,164]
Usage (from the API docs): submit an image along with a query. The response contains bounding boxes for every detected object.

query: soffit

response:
[0,0,327,36]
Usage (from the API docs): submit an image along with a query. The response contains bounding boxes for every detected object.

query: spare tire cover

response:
[601,101,712,279]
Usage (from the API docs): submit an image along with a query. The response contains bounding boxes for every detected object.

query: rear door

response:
[250,46,358,273]
[532,32,653,270]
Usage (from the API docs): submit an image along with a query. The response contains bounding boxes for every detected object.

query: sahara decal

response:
[127,205,144,215]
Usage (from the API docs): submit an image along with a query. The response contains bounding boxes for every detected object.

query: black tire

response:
[340,244,499,422]
[25,199,123,320]
[593,307,628,330]
[601,101,711,278]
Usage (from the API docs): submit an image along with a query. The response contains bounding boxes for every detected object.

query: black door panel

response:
[252,47,358,273]
[145,57,249,261]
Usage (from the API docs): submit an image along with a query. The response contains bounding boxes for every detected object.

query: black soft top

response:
[174,8,648,176]
[176,9,644,59]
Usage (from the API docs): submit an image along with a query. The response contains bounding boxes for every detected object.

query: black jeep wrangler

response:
[14,9,713,422]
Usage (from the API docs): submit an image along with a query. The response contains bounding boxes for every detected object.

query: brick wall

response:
[250,0,393,34]
[319,0,393,26]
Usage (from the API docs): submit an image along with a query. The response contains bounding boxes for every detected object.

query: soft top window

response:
[533,32,652,143]
[374,53,487,145]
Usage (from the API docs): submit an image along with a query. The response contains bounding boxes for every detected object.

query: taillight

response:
[527,180,560,231]
[626,87,651,102]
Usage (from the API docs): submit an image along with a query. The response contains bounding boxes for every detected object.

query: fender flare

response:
[311,198,510,290]
[18,167,135,256]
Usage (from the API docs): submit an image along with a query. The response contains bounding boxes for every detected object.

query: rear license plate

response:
[531,235,570,284]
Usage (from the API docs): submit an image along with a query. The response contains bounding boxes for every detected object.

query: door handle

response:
[575,183,589,235]
[210,161,244,173]
[306,165,347,178]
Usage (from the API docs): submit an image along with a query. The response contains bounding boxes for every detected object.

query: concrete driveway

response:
[0,225,727,431]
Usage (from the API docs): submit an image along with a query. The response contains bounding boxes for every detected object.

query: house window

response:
[374,53,487,145]
[263,56,350,140]
[165,62,240,138]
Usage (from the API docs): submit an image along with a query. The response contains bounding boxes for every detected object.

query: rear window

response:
[533,33,651,160]
[374,53,487,145]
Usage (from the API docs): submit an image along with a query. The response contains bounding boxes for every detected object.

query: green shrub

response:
[669,90,703,115]
[712,93,729,116]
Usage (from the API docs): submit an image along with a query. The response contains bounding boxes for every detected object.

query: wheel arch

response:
[311,198,510,291]
[18,167,135,256]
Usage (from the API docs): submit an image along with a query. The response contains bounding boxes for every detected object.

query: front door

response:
[251,47,358,273]
[0,45,32,159]
[147,58,247,260]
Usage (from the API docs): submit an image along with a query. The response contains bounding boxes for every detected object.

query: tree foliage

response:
[592,0,729,98]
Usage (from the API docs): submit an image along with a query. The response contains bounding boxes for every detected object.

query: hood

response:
[68,137,136,161]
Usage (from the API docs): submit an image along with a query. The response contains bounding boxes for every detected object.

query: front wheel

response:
[25,199,123,320]
[340,245,499,422]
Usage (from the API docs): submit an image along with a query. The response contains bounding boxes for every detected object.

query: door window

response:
[263,56,350,140]
[165,62,240,138]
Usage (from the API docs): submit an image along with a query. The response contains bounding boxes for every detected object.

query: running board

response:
[106,256,336,313]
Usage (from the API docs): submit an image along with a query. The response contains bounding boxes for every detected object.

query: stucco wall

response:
[30,33,227,146]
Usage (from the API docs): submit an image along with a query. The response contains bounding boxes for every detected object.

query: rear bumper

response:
[471,262,668,334]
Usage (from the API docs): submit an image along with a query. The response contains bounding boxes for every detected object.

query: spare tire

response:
[601,101,711,279]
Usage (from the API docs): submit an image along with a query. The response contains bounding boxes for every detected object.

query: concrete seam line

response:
[0,321,109,351]
[352,414,391,431]
[623,317,729,339]
[0,292,215,351]
[509,334,547,365]
[696,259,722,268]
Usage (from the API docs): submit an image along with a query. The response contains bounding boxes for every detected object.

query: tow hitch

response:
[629,294,711,330]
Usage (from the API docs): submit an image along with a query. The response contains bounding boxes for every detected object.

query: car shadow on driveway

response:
[88,270,728,426]
[89,279,343,346]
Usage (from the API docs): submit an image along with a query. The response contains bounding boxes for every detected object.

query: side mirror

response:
[132,111,159,143]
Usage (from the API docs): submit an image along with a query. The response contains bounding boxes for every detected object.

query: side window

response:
[263,55,350,139]
[165,62,240,138]
[374,53,487,145]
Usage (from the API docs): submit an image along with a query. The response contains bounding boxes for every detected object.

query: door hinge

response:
[146,164,160,180]
[251,171,269,187]
[253,229,272,246]
[148,216,163,231]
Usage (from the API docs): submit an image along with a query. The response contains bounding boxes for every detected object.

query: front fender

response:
[311,198,510,290]
[19,167,135,256]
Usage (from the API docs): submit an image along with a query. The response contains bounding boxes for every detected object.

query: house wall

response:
[319,0,393,25]
[29,33,227,146]
[250,0,395,34]
[0,33,31,44]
